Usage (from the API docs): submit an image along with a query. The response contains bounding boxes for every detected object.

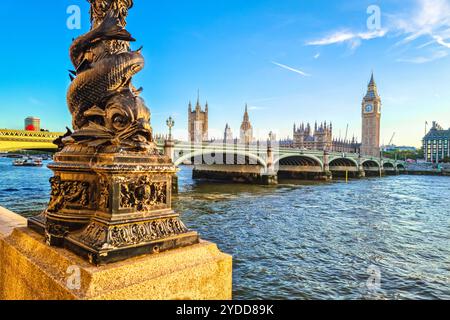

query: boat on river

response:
[12,157,43,167]
[6,154,23,159]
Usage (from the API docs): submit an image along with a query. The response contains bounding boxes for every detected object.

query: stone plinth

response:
[0,224,232,300]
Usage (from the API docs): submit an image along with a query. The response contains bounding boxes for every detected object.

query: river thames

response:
[0,157,449,300]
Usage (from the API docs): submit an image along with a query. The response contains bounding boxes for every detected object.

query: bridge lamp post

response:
[268,131,275,146]
[166,116,175,141]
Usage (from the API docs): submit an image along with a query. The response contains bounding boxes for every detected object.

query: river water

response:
[0,157,449,300]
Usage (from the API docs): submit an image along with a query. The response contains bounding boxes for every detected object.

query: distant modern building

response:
[239,105,254,145]
[423,121,450,163]
[293,121,360,153]
[24,117,40,132]
[382,145,417,152]
[361,73,382,157]
[224,124,233,143]
[188,97,208,143]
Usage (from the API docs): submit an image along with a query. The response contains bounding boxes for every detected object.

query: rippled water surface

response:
[0,157,449,299]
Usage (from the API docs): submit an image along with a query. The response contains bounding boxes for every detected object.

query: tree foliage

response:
[383,149,422,161]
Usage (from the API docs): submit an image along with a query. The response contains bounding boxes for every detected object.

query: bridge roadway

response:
[158,141,407,185]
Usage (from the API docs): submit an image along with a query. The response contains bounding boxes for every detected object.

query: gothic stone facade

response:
[188,99,208,143]
[240,105,254,144]
[293,122,332,151]
[293,122,360,153]
[224,123,233,143]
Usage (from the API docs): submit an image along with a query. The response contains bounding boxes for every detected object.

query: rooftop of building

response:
[424,122,450,139]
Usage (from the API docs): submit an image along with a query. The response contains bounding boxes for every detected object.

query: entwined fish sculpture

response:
[63,0,154,151]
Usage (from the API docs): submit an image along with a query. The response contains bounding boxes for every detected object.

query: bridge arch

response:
[362,159,380,168]
[397,163,406,171]
[275,154,325,180]
[361,159,381,176]
[275,154,324,169]
[173,149,267,168]
[328,157,359,178]
[383,162,395,169]
[329,157,359,168]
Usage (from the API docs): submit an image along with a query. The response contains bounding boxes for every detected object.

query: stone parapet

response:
[0,215,232,300]
[0,206,26,238]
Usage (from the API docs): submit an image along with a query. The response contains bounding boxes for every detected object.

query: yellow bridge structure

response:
[0,129,64,152]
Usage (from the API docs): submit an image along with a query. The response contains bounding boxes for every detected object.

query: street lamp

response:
[166,116,175,141]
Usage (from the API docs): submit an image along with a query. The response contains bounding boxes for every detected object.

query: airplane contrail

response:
[271,61,311,77]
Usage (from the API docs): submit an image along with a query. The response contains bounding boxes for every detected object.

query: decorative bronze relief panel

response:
[119,176,169,212]
[98,177,110,210]
[47,176,91,213]
[77,217,188,250]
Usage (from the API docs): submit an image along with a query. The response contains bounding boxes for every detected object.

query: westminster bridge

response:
[158,140,407,184]
[0,130,406,184]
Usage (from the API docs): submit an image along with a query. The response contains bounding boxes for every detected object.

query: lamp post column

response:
[165,117,178,193]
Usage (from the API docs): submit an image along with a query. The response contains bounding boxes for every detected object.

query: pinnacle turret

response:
[365,72,380,100]
[369,71,377,87]
[240,104,253,144]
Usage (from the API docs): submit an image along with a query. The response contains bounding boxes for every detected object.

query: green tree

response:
[382,149,421,161]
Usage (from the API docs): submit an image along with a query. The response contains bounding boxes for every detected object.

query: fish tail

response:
[102,26,135,42]
[97,10,135,42]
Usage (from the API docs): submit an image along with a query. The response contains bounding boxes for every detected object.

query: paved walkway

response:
[0,206,26,238]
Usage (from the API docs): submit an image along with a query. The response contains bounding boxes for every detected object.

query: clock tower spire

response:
[361,72,381,157]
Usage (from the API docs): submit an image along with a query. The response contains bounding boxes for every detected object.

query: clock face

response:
[365,104,373,113]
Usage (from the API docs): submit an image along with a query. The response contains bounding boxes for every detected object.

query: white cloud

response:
[314,53,321,59]
[386,0,450,63]
[433,35,450,48]
[271,61,311,77]
[306,29,387,49]
[306,31,355,46]
[305,0,450,62]
[389,0,450,48]
[416,40,436,49]
[397,50,448,63]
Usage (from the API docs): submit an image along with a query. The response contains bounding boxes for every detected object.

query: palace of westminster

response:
[186,73,382,157]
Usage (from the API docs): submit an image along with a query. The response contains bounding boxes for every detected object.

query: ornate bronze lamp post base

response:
[29,146,199,265]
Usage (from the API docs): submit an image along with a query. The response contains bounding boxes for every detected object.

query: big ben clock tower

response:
[361,73,381,157]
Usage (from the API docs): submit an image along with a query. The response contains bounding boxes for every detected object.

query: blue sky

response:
[0,0,449,147]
